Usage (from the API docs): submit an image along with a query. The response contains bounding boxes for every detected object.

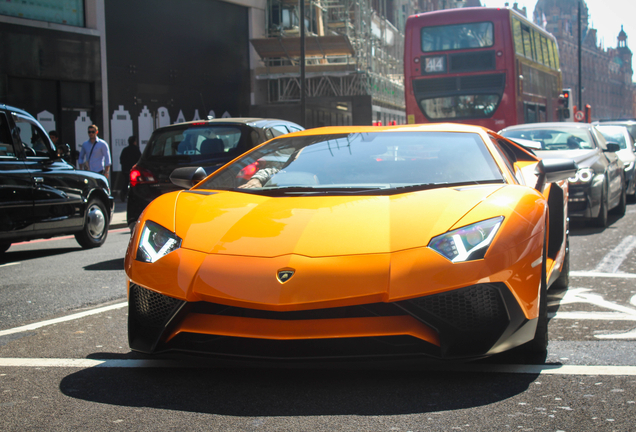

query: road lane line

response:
[0,302,127,337]
[550,311,636,320]
[0,262,20,268]
[593,235,636,273]
[570,271,636,279]
[1,358,636,375]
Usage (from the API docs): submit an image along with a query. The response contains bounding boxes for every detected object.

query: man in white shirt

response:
[79,124,112,182]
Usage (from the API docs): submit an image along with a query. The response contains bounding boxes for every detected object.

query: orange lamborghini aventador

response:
[124,124,576,360]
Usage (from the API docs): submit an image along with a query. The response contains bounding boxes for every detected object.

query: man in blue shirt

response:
[79,124,112,182]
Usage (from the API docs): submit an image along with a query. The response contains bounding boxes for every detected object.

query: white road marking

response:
[0,302,127,337]
[550,311,636,321]
[558,288,636,316]
[0,358,635,375]
[0,262,20,268]
[594,235,636,273]
[570,271,636,279]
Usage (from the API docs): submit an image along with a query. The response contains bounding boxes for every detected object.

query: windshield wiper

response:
[391,179,505,192]
[239,186,388,196]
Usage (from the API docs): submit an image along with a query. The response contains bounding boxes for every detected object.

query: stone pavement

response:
[110,199,128,230]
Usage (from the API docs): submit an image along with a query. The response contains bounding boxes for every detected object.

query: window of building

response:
[0,0,84,27]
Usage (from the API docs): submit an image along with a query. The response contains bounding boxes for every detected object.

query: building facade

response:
[0,0,421,182]
[533,0,634,120]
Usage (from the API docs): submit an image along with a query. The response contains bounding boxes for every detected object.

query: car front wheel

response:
[75,198,109,248]
[593,186,608,228]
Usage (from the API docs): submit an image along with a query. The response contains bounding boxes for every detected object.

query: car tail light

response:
[237,161,259,180]
[130,165,157,187]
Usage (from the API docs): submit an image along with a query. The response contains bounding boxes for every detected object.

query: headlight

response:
[624,161,634,172]
[429,216,504,263]
[136,220,182,263]
[568,167,594,183]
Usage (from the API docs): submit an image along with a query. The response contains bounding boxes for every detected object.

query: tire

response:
[551,241,570,290]
[593,186,608,228]
[611,181,627,216]
[518,230,549,356]
[0,243,10,254]
[75,198,109,248]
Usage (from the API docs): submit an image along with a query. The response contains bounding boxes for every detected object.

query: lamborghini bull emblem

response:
[277,269,295,283]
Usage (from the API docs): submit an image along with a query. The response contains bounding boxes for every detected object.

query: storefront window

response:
[0,0,84,27]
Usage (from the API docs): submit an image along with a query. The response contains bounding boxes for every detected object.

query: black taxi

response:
[0,104,113,254]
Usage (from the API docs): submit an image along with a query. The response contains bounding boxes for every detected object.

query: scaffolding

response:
[252,0,406,110]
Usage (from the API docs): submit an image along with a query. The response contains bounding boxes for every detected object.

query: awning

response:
[250,35,355,59]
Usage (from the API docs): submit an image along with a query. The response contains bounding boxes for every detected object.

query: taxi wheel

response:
[0,243,10,254]
[75,198,109,248]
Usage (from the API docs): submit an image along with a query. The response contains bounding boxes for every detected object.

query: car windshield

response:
[501,128,594,151]
[196,131,504,194]
[144,125,247,162]
[595,125,629,149]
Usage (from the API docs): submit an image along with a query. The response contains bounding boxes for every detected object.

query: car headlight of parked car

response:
[568,167,594,184]
[136,221,182,263]
[428,216,504,263]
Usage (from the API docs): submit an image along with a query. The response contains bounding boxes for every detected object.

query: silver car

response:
[594,124,636,200]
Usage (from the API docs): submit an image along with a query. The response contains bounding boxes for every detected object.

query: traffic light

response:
[561,89,570,109]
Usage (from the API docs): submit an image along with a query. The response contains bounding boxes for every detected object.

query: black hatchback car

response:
[126,118,303,227]
[0,104,114,254]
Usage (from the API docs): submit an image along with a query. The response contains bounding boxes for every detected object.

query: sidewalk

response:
[110,199,128,230]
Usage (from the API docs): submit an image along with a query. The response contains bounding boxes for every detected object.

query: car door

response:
[592,128,623,204]
[12,113,85,233]
[0,110,33,239]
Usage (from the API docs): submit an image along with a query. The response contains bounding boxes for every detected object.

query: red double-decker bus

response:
[404,7,563,130]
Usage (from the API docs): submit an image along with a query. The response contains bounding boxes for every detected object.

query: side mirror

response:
[534,158,578,191]
[169,166,208,189]
[604,142,621,153]
[56,143,71,158]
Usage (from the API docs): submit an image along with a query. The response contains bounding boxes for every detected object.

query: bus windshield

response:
[421,22,494,52]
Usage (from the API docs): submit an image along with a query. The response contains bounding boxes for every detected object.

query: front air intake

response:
[128,284,186,353]
[130,284,184,328]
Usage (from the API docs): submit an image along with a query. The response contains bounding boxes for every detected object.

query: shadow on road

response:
[83,258,125,271]
[0,247,81,263]
[59,362,538,416]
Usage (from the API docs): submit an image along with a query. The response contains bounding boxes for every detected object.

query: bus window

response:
[421,22,494,52]
[420,94,501,120]
[521,24,533,60]
[524,103,538,123]
[550,40,560,70]
[538,105,547,122]
[512,18,524,56]
[541,36,551,68]
[533,30,544,65]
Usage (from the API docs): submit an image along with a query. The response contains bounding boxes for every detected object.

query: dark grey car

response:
[126,118,304,227]
[0,104,114,253]
[500,122,626,227]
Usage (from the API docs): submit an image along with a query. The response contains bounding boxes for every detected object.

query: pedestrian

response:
[79,125,112,182]
[119,135,141,201]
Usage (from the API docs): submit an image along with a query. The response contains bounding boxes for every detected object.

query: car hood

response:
[171,185,505,257]
[534,149,598,167]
